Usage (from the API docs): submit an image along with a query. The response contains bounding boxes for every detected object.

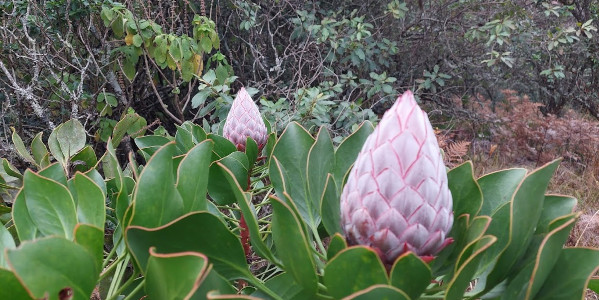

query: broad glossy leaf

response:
[31,132,49,168]
[218,162,278,263]
[269,159,313,244]
[103,139,129,223]
[344,285,409,300]
[252,272,315,300]
[0,269,33,299]
[536,195,576,234]
[74,224,104,271]
[526,214,577,299]
[484,160,559,291]
[192,264,237,299]
[208,134,237,159]
[11,127,35,165]
[38,162,67,186]
[126,212,251,280]
[12,190,38,241]
[134,135,172,150]
[208,151,249,205]
[466,216,492,243]
[126,112,147,138]
[123,173,136,194]
[445,235,497,300]
[320,174,340,235]
[333,121,374,193]
[84,168,106,196]
[475,203,511,277]
[176,124,196,153]
[478,168,526,216]
[324,246,388,299]
[263,117,272,136]
[56,119,86,159]
[71,173,105,228]
[126,151,141,181]
[187,122,207,144]
[327,233,347,260]
[70,146,98,173]
[177,140,213,212]
[173,155,185,176]
[270,195,318,294]
[112,224,126,256]
[245,137,258,168]
[137,146,158,161]
[23,170,77,239]
[7,237,98,300]
[265,132,276,160]
[2,158,22,180]
[111,14,124,37]
[535,248,599,299]
[499,263,533,300]
[122,58,136,80]
[501,214,576,299]
[270,122,316,228]
[440,216,490,279]
[130,142,184,228]
[432,214,469,276]
[448,162,482,218]
[112,113,147,147]
[307,127,334,220]
[389,252,431,299]
[145,248,209,299]
[0,223,15,268]
[48,125,66,168]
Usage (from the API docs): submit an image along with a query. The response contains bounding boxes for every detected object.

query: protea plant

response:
[223,87,268,151]
[340,90,453,265]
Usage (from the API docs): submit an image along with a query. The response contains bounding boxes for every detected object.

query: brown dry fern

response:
[446,140,471,164]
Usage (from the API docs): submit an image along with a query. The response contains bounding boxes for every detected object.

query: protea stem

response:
[236,169,253,292]
[240,168,253,260]
[240,214,251,258]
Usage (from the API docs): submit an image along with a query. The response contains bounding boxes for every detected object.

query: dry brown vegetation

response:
[435,90,599,248]
[433,90,599,299]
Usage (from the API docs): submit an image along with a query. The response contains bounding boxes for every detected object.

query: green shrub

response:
[1,90,597,299]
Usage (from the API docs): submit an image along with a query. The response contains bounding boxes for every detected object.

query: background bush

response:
[1,0,599,158]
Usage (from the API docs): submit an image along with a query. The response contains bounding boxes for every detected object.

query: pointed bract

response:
[340,90,453,265]
[223,87,268,151]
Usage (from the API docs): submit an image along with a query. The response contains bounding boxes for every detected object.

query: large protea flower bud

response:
[340,90,453,265]
[223,87,268,151]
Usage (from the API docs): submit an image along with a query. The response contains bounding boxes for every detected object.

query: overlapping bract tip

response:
[340,90,453,265]
[223,87,268,151]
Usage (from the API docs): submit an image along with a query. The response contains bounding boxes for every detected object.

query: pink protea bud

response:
[223,87,268,151]
[340,90,453,265]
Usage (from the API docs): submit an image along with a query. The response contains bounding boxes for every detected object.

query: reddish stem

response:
[240,214,251,259]
[239,166,253,261]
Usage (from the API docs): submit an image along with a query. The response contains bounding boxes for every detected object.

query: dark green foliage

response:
[1,118,598,299]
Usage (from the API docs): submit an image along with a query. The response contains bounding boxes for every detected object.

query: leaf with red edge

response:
[126,212,251,281]
[324,246,388,299]
[344,285,409,300]
[129,142,184,228]
[270,195,318,295]
[535,247,599,299]
[7,237,99,300]
[389,252,431,299]
[0,269,33,299]
[445,235,497,300]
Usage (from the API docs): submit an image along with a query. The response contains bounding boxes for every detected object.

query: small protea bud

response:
[340,90,453,265]
[223,87,268,151]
